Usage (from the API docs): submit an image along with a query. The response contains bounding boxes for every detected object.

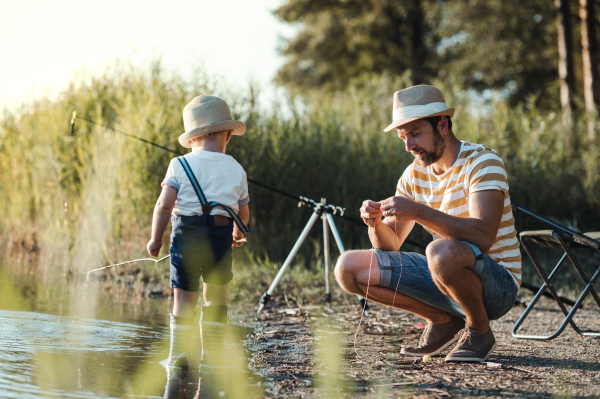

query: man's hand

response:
[379,196,422,221]
[147,238,162,257]
[360,200,384,227]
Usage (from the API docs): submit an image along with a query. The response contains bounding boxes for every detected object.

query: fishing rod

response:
[73,113,426,249]
[86,237,247,279]
[87,255,170,280]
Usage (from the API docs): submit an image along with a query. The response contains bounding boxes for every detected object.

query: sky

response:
[0,0,295,110]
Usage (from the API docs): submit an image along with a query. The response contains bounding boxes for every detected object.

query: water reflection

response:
[164,366,199,399]
[162,323,262,399]
[163,367,264,399]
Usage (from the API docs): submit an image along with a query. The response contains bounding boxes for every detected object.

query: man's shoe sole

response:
[444,342,496,362]
[400,332,462,357]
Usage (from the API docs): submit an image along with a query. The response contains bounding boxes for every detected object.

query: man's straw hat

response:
[383,85,455,132]
[178,95,246,148]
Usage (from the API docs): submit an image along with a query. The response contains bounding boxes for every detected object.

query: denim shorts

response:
[373,242,518,320]
[169,214,234,291]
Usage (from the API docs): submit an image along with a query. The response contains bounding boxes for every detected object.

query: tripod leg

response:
[326,213,345,253]
[257,211,321,314]
[325,213,369,315]
[323,213,331,303]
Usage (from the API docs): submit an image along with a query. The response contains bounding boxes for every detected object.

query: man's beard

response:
[413,129,446,166]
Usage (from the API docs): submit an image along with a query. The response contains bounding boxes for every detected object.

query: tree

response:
[275,0,567,109]
[275,0,600,115]
[432,0,561,108]
[275,0,432,90]
[555,0,576,119]
[579,0,599,140]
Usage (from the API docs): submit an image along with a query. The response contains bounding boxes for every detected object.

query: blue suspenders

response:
[177,156,250,233]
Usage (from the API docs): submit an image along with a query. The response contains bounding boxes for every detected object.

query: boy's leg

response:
[200,283,228,367]
[173,288,200,317]
[165,287,200,368]
[203,282,228,306]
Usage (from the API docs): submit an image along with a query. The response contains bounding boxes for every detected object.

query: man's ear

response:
[225,130,233,143]
[439,116,449,135]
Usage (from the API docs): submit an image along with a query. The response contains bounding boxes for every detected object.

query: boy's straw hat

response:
[383,85,455,132]
[178,95,246,148]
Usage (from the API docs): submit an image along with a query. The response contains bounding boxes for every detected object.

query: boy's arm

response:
[232,203,249,247]
[147,185,178,256]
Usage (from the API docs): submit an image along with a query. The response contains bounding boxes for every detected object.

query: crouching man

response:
[335,85,521,362]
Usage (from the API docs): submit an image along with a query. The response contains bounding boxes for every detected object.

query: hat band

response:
[392,102,448,122]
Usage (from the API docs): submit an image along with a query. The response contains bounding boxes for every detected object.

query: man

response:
[335,85,521,362]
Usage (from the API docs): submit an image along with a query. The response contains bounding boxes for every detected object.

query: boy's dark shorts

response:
[169,214,234,292]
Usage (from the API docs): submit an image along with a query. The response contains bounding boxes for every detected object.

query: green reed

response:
[1,61,599,282]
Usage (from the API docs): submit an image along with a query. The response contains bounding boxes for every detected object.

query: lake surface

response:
[0,309,166,398]
[0,265,260,398]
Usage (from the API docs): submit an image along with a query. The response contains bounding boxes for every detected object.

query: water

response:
[0,309,164,398]
[0,265,262,398]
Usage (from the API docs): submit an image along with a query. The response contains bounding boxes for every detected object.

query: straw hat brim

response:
[178,120,246,148]
[383,108,455,132]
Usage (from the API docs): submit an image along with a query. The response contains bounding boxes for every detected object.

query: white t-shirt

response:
[161,149,249,217]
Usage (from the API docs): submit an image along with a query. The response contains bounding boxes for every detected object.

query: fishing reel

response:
[297,197,345,216]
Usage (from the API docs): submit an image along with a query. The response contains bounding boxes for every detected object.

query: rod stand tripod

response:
[257,197,366,314]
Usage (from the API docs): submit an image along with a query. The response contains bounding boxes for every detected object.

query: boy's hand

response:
[232,233,247,247]
[147,239,162,257]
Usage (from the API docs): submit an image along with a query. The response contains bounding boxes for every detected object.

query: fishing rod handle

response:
[573,233,600,250]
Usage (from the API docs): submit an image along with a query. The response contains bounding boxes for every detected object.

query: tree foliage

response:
[434,0,560,107]
[275,0,599,108]
[275,0,432,90]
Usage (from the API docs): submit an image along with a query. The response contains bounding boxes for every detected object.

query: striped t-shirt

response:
[396,141,521,287]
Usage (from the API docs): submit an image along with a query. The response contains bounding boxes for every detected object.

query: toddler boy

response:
[147,95,249,369]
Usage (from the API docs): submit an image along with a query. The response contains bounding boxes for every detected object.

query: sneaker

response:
[400,316,465,357]
[445,327,496,362]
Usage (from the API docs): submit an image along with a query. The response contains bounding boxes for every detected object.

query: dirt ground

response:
[244,293,600,398]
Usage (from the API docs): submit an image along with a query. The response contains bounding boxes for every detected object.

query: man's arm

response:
[147,185,177,257]
[360,200,415,251]
[380,190,504,253]
[369,218,416,251]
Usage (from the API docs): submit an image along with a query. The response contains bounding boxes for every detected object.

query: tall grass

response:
[1,61,599,280]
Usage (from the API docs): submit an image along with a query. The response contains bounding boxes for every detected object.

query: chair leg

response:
[555,233,600,307]
[512,281,578,340]
[521,240,575,322]
[513,240,575,339]
[561,265,600,337]
[513,235,600,340]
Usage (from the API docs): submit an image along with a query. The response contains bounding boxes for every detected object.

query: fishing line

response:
[353,244,374,358]
[73,112,425,294]
[73,112,427,250]
[353,214,404,358]
[77,116,183,156]
[390,219,403,325]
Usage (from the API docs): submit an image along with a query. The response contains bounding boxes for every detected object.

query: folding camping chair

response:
[511,203,600,340]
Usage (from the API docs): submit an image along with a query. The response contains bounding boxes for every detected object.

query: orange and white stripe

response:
[396,141,522,287]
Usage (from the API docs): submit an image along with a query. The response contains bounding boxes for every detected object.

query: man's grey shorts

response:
[373,242,518,320]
